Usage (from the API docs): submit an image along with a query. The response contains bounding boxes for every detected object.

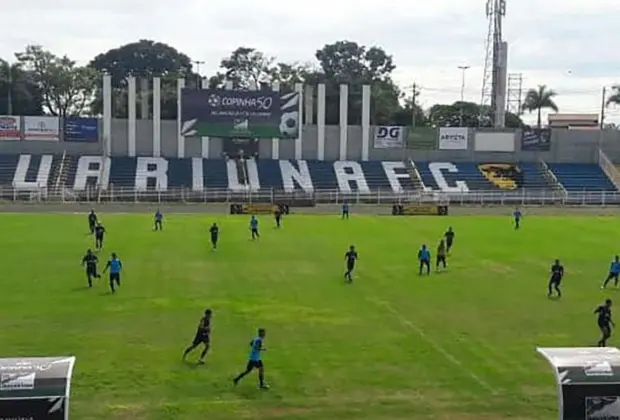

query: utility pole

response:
[411,83,418,127]
[600,86,607,129]
[458,65,470,126]
[193,60,205,89]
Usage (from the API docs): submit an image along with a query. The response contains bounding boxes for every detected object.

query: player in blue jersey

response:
[342,202,350,219]
[513,208,522,230]
[233,328,269,389]
[250,216,260,240]
[154,209,163,231]
[102,253,123,293]
[418,244,431,275]
[602,256,620,289]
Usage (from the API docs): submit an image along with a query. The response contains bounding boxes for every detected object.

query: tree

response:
[314,40,399,124]
[15,46,96,117]
[219,47,276,89]
[89,40,195,118]
[606,85,620,108]
[425,101,523,128]
[521,85,558,127]
[0,60,43,115]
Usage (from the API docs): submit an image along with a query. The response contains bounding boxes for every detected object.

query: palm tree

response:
[521,84,559,128]
[606,85,620,108]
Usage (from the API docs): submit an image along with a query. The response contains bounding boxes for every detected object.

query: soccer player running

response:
[102,253,123,293]
[210,223,219,251]
[595,299,614,347]
[94,222,106,251]
[418,244,431,275]
[250,215,260,240]
[436,240,447,272]
[342,202,350,219]
[81,249,101,288]
[344,245,358,283]
[513,207,522,230]
[233,328,269,389]
[601,256,620,289]
[88,210,97,234]
[444,227,455,253]
[548,259,564,298]
[182,309,212,364]
[154,209,163,231]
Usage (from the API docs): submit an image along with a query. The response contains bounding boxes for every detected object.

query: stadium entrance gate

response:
[537,347,620,419]
[0,356,76,419]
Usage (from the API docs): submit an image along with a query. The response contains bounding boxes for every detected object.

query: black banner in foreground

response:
[392,204,448,216]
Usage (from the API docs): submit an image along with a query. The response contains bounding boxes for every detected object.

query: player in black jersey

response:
[94,222,105,251]
[274,206,283,228]
[88,210,97,234]
[444,227,455,253]
[81,249,101,287]
[548,259,564,298]
[209,223,219,250]
[344,245,358,283]
[595,299,614,347]
[183,309,212,364]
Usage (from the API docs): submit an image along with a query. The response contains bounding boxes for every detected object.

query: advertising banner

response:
[406,127,436,149]
[438,127,468,150]
[24,116,60,141]
[475,132,515,152]
[0,116,21,140]
[0,356,76,420]
[373,126,404,148]
[180,89,300,139]
[64,117,99,142]
[521,127,551,151]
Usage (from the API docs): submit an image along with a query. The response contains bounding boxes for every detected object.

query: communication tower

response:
[506,73,524,116]
[480,0,507,127]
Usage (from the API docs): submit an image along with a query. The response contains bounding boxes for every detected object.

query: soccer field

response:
[2,212,618,419]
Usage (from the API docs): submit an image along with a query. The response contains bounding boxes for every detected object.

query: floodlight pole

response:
[458,65,470,126]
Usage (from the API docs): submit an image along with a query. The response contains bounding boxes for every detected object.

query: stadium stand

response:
[256,159,283,189]
[0,154,21,185]
[547,163,618,192]
[203,160,228,189]
[305,160,338,190]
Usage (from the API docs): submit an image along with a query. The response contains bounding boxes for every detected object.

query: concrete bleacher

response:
[203,160,228,189]
[416,162,553,191]
[305,160,338,190]
[547,163,617,192]
[0,155,21,185]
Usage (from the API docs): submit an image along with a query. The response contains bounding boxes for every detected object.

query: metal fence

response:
[2,186,620,206]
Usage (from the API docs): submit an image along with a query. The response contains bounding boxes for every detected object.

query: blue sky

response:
[2,0,618,124]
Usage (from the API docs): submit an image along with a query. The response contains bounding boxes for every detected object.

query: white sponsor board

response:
[24,116,60,141]
[374,126,403,148]
[438,127,468,150]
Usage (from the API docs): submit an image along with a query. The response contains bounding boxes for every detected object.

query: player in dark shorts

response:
[548,259,564,298]
[94,222,105,251]
[342,202,350,219]
[81,248,101,287]
[444,227,455,253]
[210,223,219,251]
[103,253,122,293]
[274,206,282,228]
[88,210,97,234]
[436,240,447,271]
[250,216,260,240]
[595,299,614,347]
[418,244,431,275]
[183,309,212,364]
[344,245,358,283]
[233,328,269,389]
[513,208,522,230]
[602,256,620,289]
[154,209,163,231]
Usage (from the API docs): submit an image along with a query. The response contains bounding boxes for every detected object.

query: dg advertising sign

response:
[180,89,300,139]
[373,126,403,148]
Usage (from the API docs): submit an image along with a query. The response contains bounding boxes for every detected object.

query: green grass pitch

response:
[2,212,619,419]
